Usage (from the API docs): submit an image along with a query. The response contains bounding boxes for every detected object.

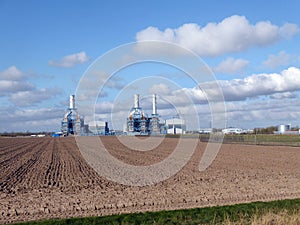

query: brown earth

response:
[0,136,299,224]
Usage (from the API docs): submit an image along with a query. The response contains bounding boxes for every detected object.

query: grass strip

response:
[11,198,300,225]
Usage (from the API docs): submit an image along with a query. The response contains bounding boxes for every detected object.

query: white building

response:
[165,118,186,134]
[88,121,108,135]
[222,127,243,134]
[199,128,212,134]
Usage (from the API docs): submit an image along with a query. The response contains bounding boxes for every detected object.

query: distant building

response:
[199,128,212,134]
[61,95,83,136]
[165,118,186,134]
[125,94,165,135]
[89,121,109,135]
[277,124,291,134]
[60,95,108,136]
[222,128,243,134]
[276,124,300,135]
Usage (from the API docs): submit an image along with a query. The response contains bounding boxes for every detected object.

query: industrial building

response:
[61,94,186,136]
[165,118,186,134]
[276,124,300,135]
[88,121,109,135]
[126,94,166,135]
[61,95,84,136]
[61,95,107,136]
[222,127,243,134]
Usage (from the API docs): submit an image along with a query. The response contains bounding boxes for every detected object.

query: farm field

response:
[1,136,300,224]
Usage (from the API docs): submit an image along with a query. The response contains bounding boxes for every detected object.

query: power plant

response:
[61,94,103,136]
[126,94,164,135]
[61,95,84,136]
[59,94,185,136]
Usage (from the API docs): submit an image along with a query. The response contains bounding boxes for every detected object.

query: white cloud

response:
[214,67,300,101]
[76,70,124,102]
[136,15,299,56]
[148,83,172,95]
[0,80,34,95]
[263,51,291,69]
[0,66,25,80]
[0,66,63,107]
[0,66,34,96]
[145,67,300,105]
[0,107,64,132]
[270,92,296,99]
[279,23,300,39]
[10,88,62,107]
[214,57,249,74]
[224,98,300,128]
[48,51,90,68]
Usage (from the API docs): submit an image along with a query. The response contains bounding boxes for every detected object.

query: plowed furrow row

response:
[0,139,51,192]
[25,139,54,189]
[59,139,103,188]
[0,140,35,160]
[0,140,47,169]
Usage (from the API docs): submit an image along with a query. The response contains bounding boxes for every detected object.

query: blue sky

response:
[1,0,300,132]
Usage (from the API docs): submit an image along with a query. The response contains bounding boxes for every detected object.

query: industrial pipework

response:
[152,94,157,115]
[69,94,75,109]
[126,93,163,135]
[61,95,83,136]
[134,94,140,109]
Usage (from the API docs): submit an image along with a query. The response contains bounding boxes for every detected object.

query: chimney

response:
[134,94,140,108]
[152,94,157,115]
[70,95,75,109]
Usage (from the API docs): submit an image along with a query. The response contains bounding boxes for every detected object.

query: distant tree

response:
[254,126,277,134]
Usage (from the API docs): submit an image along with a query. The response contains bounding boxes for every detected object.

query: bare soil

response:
[0,136,299,224]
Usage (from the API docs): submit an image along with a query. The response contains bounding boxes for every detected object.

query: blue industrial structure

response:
[60,94,175,136]
[126,94,165,135]
[61,95,82,136]
[61,95,109,136]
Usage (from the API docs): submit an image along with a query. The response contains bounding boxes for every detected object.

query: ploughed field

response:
[0,136,300,224]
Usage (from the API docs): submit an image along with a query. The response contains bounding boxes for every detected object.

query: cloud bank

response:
[136,15,299,56]
[0,66,62,107]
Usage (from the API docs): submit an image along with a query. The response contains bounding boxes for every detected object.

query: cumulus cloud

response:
[144,67,300,106]
[10,88,62,107]
[0,80,34,95]
[48,51,90,68]
[76,70,125,103]
[0,66,25,80]
[0,66,63,107]
[148,83,172,95]
[279,23,300,39]
[0,66,34,96]
[0,107,64,132]
[224,98,300,128]
[214,57,249,74]
[205,67,300,101]
[263,51,291,69]
[136,15,299,56]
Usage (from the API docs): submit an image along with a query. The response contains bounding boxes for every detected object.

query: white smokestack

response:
[152,94,157,115]
[70,95,75,109]
[134,94,139,108]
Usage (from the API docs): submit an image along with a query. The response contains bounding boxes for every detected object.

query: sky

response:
[1,0,300,132]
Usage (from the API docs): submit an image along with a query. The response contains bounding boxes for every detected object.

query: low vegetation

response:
[198,133,300,146]
[13,198,300,225]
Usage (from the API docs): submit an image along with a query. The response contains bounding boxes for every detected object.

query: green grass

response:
[11,198,300,225]
[198,134,300,146]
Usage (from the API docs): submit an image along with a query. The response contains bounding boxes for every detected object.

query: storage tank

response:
[278,124,286,134]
